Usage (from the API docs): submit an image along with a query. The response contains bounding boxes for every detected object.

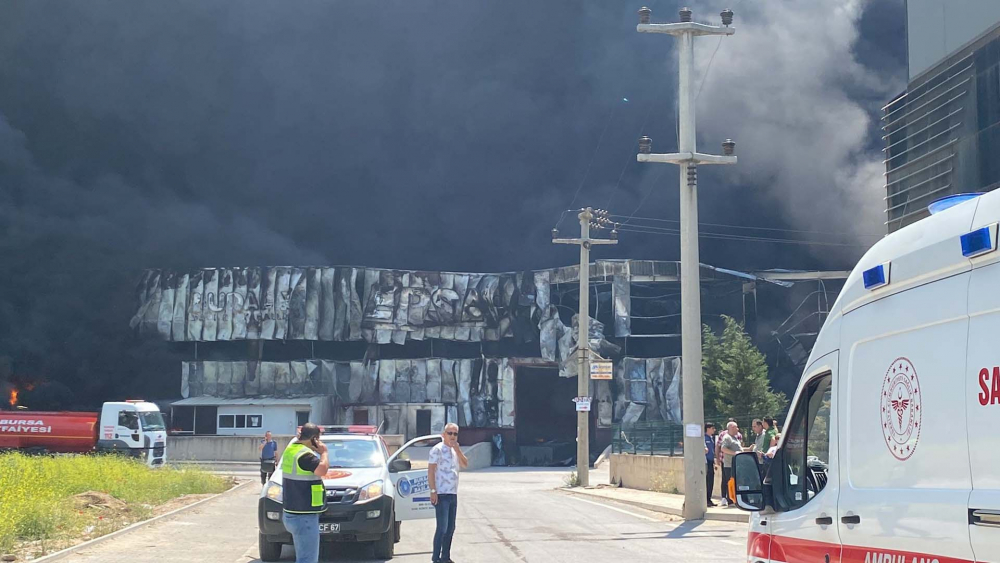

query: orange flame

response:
[8,389,17,407]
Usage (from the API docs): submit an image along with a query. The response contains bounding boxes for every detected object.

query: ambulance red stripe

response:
[748,532,977,563]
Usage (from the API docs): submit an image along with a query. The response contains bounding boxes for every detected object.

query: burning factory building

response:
[131,260,843,464]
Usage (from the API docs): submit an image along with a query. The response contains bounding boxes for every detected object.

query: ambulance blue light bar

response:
[862,262,890,290]
[961,224,997,258]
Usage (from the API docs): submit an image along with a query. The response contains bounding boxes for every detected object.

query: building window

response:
[218,413,263,430]
[296,411,310,426]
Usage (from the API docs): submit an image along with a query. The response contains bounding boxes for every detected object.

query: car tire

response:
[394,521,401,543]
[373,529,394,559]
[258,532,283,562]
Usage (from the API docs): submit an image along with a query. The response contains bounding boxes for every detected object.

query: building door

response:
[194,406,217,435]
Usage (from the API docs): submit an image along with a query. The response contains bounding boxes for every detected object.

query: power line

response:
[614,223,871,248]
[609,214,883,238]
[618,167,669,227]
[568,102,619,209]
[604,72,669,210]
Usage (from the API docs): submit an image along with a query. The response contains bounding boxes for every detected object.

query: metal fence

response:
[611,412,789,456]
[611,421,686,456]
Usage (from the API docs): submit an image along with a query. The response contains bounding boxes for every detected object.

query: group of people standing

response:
[704,416,780,507]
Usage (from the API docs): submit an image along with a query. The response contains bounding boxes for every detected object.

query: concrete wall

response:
[169,434,297,462]
[169,433,406,462]
[610,453,722,495]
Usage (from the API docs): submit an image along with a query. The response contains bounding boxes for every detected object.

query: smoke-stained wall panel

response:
[612,274,631,337]
[410,362,427,403]
[259,268,276,340]
[305,268,320,341]
[202,269,219,341]
[378,361,395,403]
[441,360,457,403]
[140,271,162,336]
[426,359,442,403]
[394,360,412,403]
[217,269,234,341]
[333,269,349,341]
[499,359,515,428]
[246,268,262,339]
[217,361,233,398]
[319,268,336,341]
[157,272,175,340]
[171,273,189,342]
[348,268,363,341]
[180,362,190,399]
[245,361,260,396]
[288,269,307,339]
[362,361,379,404]
[348,362,365,403]
[202,361,218,397]
[274,268,291,340]
[232,269,248,340]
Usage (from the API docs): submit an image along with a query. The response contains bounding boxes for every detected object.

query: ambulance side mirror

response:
[733,452,765,511]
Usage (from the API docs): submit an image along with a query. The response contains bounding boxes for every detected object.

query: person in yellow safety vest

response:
[280,423,329,563]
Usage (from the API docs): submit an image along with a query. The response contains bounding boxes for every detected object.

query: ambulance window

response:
[778,373,832,511]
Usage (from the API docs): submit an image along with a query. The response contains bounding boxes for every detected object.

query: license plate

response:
[319,523,340,534]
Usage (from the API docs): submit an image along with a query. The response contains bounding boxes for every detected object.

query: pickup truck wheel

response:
[258,533,282,562]
[373,529,394,559]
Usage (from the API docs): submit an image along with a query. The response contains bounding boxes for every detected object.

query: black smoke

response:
[0,1,905,409]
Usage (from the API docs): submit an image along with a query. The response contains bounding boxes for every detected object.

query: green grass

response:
[0,452,229,553]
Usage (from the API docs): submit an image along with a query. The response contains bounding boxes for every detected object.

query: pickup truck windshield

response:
[139,411,166,431]
[323,439,383,468]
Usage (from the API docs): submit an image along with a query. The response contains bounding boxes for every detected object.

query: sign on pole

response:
[590,361,613,380]
[572,396,592,412]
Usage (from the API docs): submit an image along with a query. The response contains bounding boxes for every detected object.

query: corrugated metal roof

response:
[171,396,321,407]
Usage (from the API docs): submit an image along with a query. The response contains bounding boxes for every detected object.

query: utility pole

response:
[553,207,617,487]
[636,6,737,520]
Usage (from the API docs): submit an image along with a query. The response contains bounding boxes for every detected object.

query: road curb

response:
[559,487,748,523]
[30,480,254,563]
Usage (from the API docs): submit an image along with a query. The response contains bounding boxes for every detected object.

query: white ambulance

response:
[732,192,1000,563]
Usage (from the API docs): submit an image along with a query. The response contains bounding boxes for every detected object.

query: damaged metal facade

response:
[135,261,841,439]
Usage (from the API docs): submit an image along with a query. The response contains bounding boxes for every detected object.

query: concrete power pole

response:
[553,207,617,487]
[636,6,737,520]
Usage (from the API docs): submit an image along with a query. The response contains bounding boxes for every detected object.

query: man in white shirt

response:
[428,423,468,563]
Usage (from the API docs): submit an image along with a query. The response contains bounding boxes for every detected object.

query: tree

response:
[702,316,787,427]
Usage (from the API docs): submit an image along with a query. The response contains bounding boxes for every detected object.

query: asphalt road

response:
[54,468,747,563]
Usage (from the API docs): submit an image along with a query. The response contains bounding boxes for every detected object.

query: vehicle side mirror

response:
[132,432,140,441]
[733,452,765,511]
[389,459,411,473]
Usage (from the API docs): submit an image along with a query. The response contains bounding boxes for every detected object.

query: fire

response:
[8,389,18,407]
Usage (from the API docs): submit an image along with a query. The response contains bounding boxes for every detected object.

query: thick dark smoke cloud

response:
[0,1,904,408]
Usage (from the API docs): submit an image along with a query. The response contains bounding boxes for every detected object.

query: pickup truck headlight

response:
[357,480,383,503]
[265,482,283,503]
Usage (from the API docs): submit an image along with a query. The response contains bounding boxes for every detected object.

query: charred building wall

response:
[132,260,841,442]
